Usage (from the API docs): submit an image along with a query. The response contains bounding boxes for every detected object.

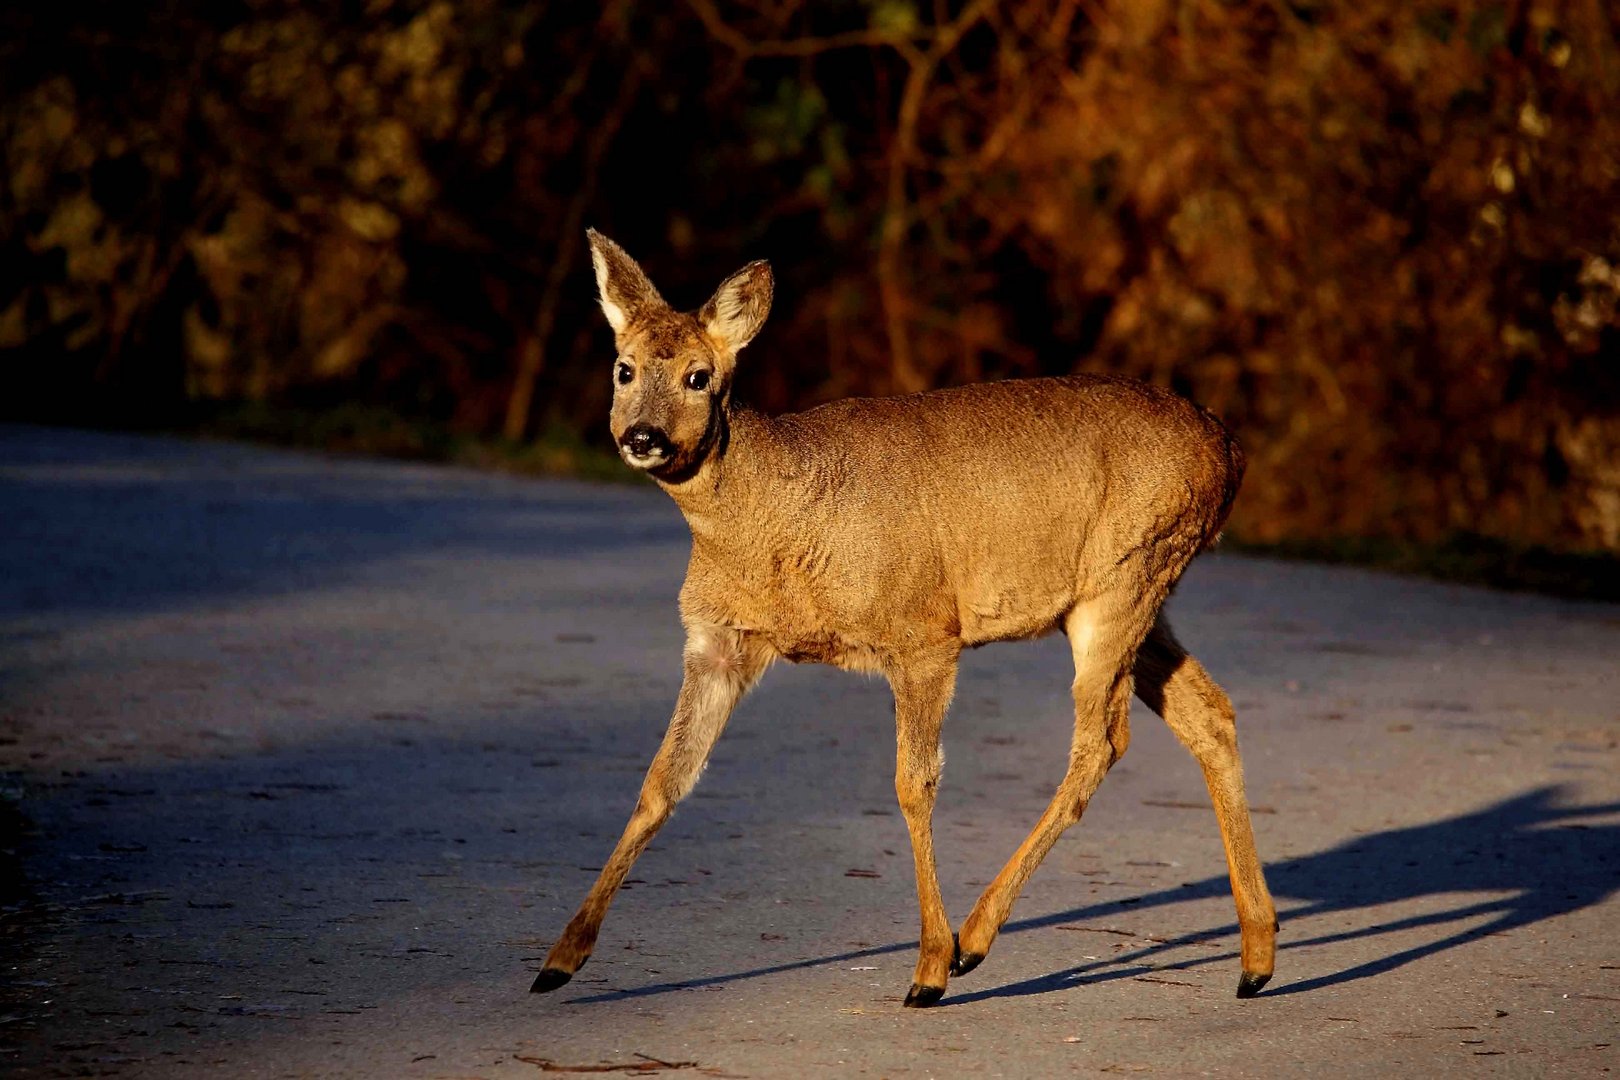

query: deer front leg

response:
[888,651,960,1008]
[531,625,772,993]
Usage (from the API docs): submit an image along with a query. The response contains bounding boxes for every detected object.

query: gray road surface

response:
[1,424,1617,1078]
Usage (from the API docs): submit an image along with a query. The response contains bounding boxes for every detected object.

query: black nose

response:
[622,424,671,458]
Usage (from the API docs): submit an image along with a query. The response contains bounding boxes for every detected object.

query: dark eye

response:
[615,361,634,385]
[684,369,711,392]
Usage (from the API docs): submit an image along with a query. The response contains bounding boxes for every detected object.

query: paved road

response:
[1,424,1617,1078]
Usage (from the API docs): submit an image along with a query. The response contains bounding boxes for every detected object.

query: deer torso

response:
[667,375,1241,670]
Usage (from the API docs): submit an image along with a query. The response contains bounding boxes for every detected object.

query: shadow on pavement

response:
[565,786,1620,1005]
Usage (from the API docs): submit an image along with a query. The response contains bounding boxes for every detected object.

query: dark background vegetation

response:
[3,0,1618,570]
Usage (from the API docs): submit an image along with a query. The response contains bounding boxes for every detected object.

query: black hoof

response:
[1236,971,1271,998]
[950,950,985,977]
[530,967,574,994]
[903,983,945,1008]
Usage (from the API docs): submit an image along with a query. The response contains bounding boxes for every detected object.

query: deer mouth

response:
[616,406,724,484]
[619,444,669,470]
[617,422,674,471]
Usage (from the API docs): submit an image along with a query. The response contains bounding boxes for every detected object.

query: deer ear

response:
[700,260,773,355]
[587,229,665,336]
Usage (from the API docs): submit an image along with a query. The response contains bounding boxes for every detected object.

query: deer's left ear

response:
[700,260,773,356]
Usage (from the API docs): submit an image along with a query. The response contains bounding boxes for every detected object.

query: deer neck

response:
[657,406,785,540]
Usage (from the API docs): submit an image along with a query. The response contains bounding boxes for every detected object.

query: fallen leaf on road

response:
[514,1052,697,1073]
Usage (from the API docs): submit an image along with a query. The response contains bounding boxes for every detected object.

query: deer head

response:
[588,229,772,483]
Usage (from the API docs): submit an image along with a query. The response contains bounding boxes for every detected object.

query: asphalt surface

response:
[1,423,1617,1078]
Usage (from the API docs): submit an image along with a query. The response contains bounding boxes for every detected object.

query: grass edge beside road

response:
[185,401,635,485]
[11,403,1617,604]
[1226,532,1620,604]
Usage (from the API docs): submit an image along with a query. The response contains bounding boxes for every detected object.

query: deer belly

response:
[759,628,879,672]
[957,588,1070,644]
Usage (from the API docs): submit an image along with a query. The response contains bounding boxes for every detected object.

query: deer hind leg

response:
[531,625,773,993]
[887,651,961,1008]
[1134,615,1278,997]
[953,590,1154,978]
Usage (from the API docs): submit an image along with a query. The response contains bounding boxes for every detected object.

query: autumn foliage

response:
[3,1,1618,550]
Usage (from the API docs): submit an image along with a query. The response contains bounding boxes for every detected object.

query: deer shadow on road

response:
[568,785,1620,1005]
[942,784,1620,1004]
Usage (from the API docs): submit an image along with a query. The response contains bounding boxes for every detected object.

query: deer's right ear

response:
[587,229,664,336]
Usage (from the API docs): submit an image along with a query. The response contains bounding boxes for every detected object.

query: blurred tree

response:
[2,0,1617,551]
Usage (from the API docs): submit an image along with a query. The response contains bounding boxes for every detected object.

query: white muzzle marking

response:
[620,446,669,470]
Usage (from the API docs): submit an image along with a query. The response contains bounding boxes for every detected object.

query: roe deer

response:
[530,230,1278,1007]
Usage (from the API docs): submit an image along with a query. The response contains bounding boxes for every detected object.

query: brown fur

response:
[531,232,1278,1006]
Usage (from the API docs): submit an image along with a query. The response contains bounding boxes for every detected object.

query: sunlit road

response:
[3,424,1617,1077]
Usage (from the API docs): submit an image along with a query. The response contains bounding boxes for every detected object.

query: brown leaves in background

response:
[2,0,1617,550]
